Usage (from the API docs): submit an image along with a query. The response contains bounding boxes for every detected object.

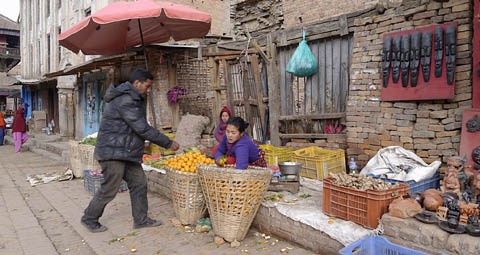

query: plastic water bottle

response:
[348,157,358,174]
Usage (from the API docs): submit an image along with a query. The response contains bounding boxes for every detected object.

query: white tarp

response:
[359,146,440,182]
[262,185,381,246]
[142,164,166,174]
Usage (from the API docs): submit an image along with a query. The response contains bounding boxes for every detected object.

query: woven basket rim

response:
[166,166,198,176]
[197,164,273,175]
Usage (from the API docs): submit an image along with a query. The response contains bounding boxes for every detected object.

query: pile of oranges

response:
[165,152,215,173]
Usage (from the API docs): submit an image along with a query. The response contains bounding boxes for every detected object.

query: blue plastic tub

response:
[371,171,440,193]
[339,236,427,255]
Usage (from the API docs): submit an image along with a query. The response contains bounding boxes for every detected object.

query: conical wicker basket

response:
[166,167,206,225]
[197,165,273,242]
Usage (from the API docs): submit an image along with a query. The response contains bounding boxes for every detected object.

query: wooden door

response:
[474,0,480,108]
[224,55,266,143]
[276,34,352,139]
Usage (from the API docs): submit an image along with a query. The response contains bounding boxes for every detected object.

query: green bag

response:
[285,30,318,77]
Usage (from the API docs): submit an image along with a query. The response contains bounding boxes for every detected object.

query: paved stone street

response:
[0,144,317,255]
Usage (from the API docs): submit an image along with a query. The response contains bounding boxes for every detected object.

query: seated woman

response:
[215,117,265,170]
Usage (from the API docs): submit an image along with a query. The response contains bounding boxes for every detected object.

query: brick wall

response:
[173,0,231,36]
[346,0,473,171]
[230,0,284,40]
[281,0,399,28]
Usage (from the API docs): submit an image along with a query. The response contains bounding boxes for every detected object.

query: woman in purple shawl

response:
[214,106,232,143]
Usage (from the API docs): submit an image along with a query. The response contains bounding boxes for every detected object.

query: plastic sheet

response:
[360,146,440,182]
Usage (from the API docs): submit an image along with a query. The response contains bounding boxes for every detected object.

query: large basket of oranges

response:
[165,152,215,225]
[197,165,273,242]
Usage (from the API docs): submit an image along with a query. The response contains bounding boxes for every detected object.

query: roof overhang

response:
[46,44,200,78]
[45,52,139,78]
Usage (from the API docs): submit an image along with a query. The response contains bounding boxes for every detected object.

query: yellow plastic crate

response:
[292,147,346,180]
[259,144,293,166]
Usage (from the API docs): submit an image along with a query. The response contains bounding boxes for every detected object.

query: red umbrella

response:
[59,0,211,55]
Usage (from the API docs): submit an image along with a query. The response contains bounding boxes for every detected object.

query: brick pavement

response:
[0,145,316,255]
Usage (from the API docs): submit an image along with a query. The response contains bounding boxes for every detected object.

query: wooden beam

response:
[279,112,346,121]
[232,98,258,106]
[251,40,269,64]
[204,49,256,57]
[168,55,180,131]
[279,133,347,139]
[267,33,281,146]
[251,55,266,128]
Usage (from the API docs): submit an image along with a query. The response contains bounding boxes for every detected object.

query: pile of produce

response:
[81,138,97,146]
[165,151,215,173]
[143,153,173,169]
[329,173,399,191]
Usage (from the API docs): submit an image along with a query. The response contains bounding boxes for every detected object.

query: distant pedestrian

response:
[81,69,180,233]
[0,111,6,145]
[11,107,28,153]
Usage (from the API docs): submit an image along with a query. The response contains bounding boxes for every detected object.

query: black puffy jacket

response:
[94,82,172,163]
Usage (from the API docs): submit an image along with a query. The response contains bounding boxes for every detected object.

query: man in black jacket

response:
[81,69,179,232]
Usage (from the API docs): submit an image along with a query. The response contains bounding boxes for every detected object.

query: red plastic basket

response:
[322,178,409,229]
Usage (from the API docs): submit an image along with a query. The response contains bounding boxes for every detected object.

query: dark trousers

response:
[0,127,4,145]
[82,160,149,225]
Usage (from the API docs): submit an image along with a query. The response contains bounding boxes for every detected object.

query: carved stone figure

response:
[382,36,392,88]
[410,31,421,87]
[434,27,444,78]
[466,115,480,133]
[445,25,456,85]
[441,156,463,198]
[474,173,480,202]
[400,34,411,87]
[473,146,480,171]
[392,35,401,83]
[421,30,433,82]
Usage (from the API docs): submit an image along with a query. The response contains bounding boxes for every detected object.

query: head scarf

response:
[0,112,6,128]
[12,107,26,133]
[214,106,232,142]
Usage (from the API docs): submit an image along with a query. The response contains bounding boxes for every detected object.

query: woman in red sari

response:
[11,107,28,153]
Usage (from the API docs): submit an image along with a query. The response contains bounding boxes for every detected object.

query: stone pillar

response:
[57,75,76,138]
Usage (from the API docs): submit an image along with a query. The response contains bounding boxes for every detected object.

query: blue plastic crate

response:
[339,236,427,255]
[371,171,440,193]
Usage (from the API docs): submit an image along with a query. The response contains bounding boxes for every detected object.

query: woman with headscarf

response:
[214,106,232,143]
[11,107,28,153]
[0,111,6,146]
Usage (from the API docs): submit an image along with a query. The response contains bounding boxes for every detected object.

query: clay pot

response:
[422,189,441,199]
[424,194,443,211]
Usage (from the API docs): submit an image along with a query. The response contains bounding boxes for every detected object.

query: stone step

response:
[31,148,68,163]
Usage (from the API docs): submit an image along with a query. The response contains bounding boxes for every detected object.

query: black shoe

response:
[81,219,108,233]
[133,218,163,229]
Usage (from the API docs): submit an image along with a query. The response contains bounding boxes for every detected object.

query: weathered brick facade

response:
[230,0,284,40]
[281,0,396,28]
[174,0,231,36]
[346,0,473,171]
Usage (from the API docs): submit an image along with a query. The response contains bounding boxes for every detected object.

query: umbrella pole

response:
[138,19,158,129]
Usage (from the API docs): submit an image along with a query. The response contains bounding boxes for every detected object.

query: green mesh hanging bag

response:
[285,29,318,77]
